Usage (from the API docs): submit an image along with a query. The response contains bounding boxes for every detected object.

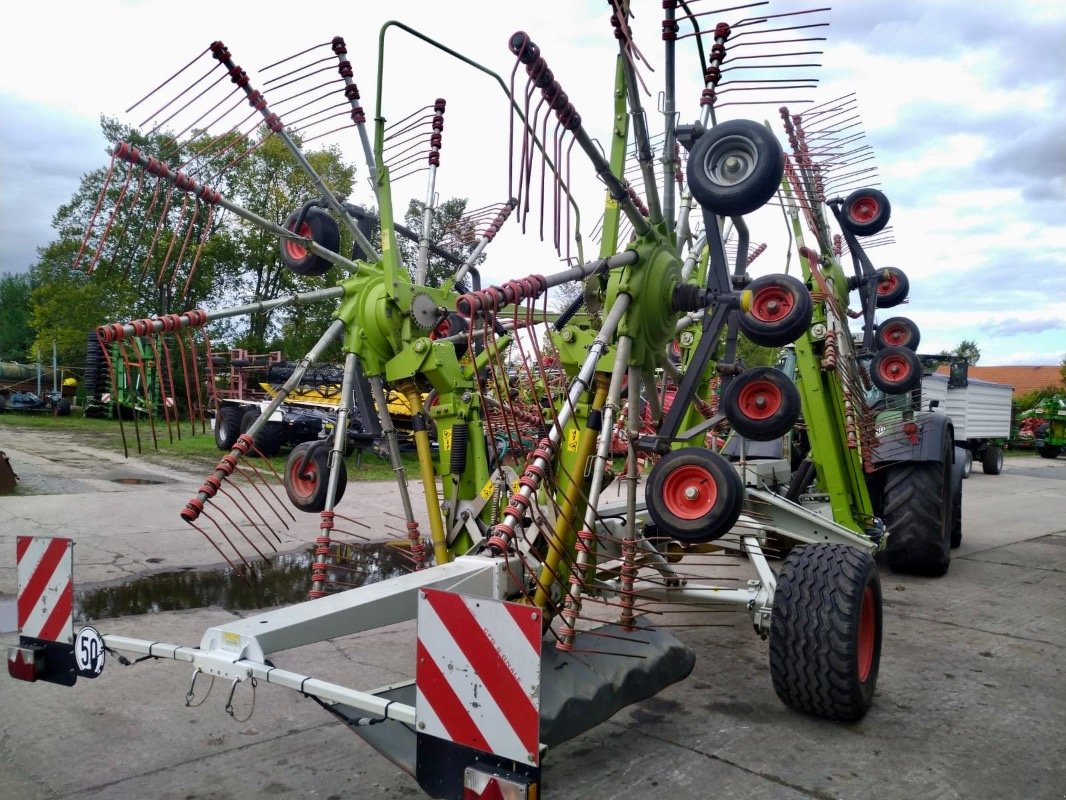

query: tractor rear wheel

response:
[881,436,952,576]
[769,543,882,721]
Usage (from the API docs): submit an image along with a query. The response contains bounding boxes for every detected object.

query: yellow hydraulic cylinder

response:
[533,378,609,608]
[400,381,450,565]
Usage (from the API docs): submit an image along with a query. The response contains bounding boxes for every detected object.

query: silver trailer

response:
[921,371,1013,476]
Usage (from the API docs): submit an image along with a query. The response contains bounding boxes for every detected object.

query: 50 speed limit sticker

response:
[75,626,106,678]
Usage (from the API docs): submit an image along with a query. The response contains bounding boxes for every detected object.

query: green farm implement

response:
[7,4,961,797]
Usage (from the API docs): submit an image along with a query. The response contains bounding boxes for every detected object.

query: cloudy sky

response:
[1,0,1063,366]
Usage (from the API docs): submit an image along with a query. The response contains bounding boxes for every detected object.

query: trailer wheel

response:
[686,119,784,217]
[874,267,909,308]
[738,274,813,347]
[214,405,243,450]
[961,449,973,479]
[982,444,1003,475]
[279,208,340,276]
[721,367,801,441]
[950,446,965,549]
[881,434,952,576]
[840,188,891,236]
[241,409,286,458]
[769,543,882,721]
[645,448,744,543]
[869,346,922,394]
[285,441,348,512]
[1038,444,1062,459]
[873,316,921,351]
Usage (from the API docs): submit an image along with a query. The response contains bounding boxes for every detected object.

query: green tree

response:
[399,197,483,288]
[0,272,34,361]
[26,118,357,365]
[953,339,981,366]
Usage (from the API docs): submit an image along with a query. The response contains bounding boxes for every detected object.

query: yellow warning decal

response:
[567,427,580,453]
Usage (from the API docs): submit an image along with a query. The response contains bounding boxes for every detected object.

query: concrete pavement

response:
[1,426,1064,799]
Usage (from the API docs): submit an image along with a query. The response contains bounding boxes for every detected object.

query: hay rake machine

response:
[8,3,930,797]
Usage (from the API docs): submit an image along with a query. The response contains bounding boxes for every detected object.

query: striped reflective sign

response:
[416,589,542,765]
[16,536,74,643]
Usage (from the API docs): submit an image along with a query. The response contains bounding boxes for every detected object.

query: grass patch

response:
[0,410,419,481]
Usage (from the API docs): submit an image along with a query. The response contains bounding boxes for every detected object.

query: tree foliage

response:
[399,197,483,288]
[0,272,34,361]
[25,117,356,367]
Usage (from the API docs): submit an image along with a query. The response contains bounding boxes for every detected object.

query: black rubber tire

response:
[214,405,243,450]
[284,441,348,513]
[840,188,891,236]
[874,316,921,352]
[950,446,965,549]
[738,274,813,347]
[869,345,922,394]
[982,444,1003,475]
[279,208,340,276]
[241,408,287,458]
[961,449,973,479]
[645,447,745,543]
[881,435,952,576]
[721,367,801,441]
[1038,444,1062,459]
[874,267,909,309]
[686,119,784,217]
[769,543,882,721]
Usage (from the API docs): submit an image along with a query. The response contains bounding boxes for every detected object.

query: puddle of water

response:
[110,477,166,485]
[74,541,415,622]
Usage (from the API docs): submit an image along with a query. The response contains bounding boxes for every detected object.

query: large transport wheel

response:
[645,448,744,543]
[982,444,1004,475]
[738,274,813,347]
[873,316,921,351]
[881,434,952,576]
[869,345,922,394]
[769,543,882,721]
[279,208,340,277]
[721,367,801,441]
[241,408,287,457]
[685,119,784,217]
[214,405,243,450]
[285,441,348,513]
[874,267,909,308]
[840,188,891,237]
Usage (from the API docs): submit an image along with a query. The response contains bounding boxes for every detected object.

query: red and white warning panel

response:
[416,588,542,766]
[16,536,74,644]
